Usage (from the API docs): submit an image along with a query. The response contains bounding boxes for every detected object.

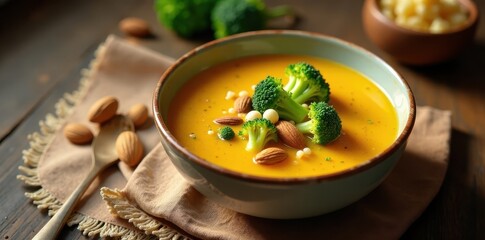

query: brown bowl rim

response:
[366,0,479,36]
[153,30,416,185]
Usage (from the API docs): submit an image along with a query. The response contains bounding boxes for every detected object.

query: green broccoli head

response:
[211,0,293,39]
[296,102,342,145]
[252,76,309,123]
[154,0,217,38]
[283,62,330,104]
[218,126,235,140]
[211,0,265,39]
[238,118,277,152]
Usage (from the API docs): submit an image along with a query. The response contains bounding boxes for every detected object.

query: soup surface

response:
[168,55,398,178]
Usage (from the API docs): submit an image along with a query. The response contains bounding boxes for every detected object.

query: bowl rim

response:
[366,0,480,36]
[153,30,416,185]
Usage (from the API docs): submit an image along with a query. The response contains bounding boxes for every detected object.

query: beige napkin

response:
[19,35,174,238]
[19,35,451,240]
[103,106,451,240]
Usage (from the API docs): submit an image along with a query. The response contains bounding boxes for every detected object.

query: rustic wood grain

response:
[0,0,484,239]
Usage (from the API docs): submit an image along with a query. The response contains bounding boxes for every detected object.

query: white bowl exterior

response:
[156,31,413,219]
[160,136,406,219]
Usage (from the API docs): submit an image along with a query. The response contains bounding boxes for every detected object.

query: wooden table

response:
[1,0,484,239]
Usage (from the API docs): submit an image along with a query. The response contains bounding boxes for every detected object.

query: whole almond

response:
[276,121,306,149]
[127,103,149,128]
[115,131,144,167]
[88,96,119,123]
[119,17,151,38]
[63,123,93,145]
[234,95,252,113]
[213,116,243,125]
[254,147,288,165]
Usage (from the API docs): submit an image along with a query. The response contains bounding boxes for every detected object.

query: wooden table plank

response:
[0,54,94,239]
[0,0,151,141]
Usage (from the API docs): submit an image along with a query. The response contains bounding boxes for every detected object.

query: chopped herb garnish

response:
[189,133,197,139]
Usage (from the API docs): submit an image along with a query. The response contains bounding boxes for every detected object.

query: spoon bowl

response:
[92,115,134,165]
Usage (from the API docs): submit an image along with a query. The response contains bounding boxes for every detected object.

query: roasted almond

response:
[115,131,144,167]
[254,147,288,165]
[276,121,306,149]
[127,103,149,128]
[119,17,151,38]
[213,116,243,125]
[63,123,93,145]
[88,96,119,123]
[234,95,252,113]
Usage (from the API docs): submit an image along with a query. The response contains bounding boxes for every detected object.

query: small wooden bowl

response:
[362,0,479,65]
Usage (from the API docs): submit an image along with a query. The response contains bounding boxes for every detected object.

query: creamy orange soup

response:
[168,55,398,178]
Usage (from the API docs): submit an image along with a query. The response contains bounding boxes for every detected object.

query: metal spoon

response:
[32,114,134,240]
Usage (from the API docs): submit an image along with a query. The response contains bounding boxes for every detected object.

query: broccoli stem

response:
[283,76,297,92]
[265,5,293,19]
[245,126,268,152]
[246,128,257,151]
[256,128,267,150]
[289,80,308,98]
[278,96,309,123]
[296,120,312,134]
[293,89,318,104]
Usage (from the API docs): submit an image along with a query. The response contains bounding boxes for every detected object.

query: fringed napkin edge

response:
[101,187,190,239]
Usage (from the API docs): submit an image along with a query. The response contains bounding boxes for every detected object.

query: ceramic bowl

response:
[362,0,479,65]
[153,30,416,219]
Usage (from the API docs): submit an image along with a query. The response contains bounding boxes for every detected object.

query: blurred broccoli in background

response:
[154,0,294,39]
[154,0,218,38]
[211,0,293,38]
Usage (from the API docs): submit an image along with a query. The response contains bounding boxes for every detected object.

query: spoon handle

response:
[32,167,101,240]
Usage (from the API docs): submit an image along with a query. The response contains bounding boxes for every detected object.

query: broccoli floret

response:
[283,62,330,104]
[154,0,217,38]
[252,76,309,123]
[296,102,342,145]
[238,118,277,152]
[211,0,293,39]
[218,126,235,140]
